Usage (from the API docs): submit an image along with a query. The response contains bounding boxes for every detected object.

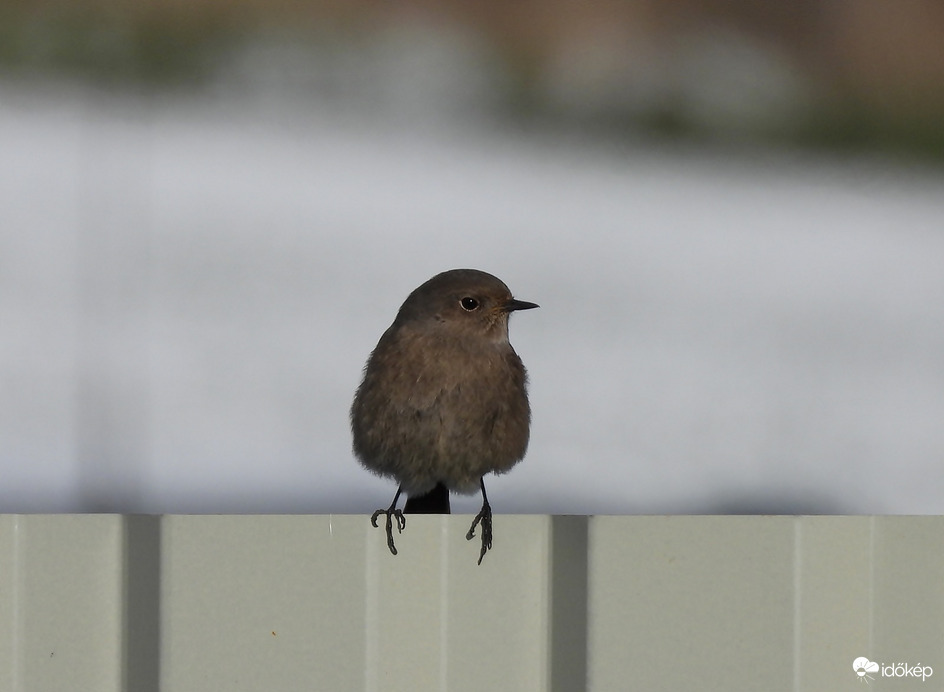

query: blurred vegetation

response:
[0,3,241,84]
[1,0,943,161]
[799,97,944,161]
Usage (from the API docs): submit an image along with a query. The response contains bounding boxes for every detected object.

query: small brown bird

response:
[351,269,537,563]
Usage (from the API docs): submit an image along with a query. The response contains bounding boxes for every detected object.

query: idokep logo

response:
[853,657,933,684]
[853,658,879,683]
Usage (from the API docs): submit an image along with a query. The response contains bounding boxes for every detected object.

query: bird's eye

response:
[460,296,479,311]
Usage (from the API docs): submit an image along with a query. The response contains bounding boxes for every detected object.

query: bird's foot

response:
[466,501,493,565]
[371,507,406,555]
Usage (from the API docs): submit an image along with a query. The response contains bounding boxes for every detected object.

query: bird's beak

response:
[503,299,539,312]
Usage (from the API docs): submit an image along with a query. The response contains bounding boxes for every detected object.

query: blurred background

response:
[1,0,943,515]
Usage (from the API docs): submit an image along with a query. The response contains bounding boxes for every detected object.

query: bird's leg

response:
[371,486,406,555]
[466,477,493,565]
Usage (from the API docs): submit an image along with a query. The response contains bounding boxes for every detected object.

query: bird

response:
[351,269,537,564]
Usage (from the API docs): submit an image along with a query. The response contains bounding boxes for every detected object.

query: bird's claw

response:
[371,507,406,555]
[466,504,493,565]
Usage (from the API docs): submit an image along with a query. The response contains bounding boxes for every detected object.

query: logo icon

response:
[854,658,879,684]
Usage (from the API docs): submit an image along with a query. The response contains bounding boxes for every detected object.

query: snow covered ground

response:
[2,80,943,515]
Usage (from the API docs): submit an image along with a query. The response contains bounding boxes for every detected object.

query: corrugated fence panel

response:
[0,515,124,692]
[0,515,942,691]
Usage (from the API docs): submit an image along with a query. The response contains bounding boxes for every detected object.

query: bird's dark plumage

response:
[351,269,537,563]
